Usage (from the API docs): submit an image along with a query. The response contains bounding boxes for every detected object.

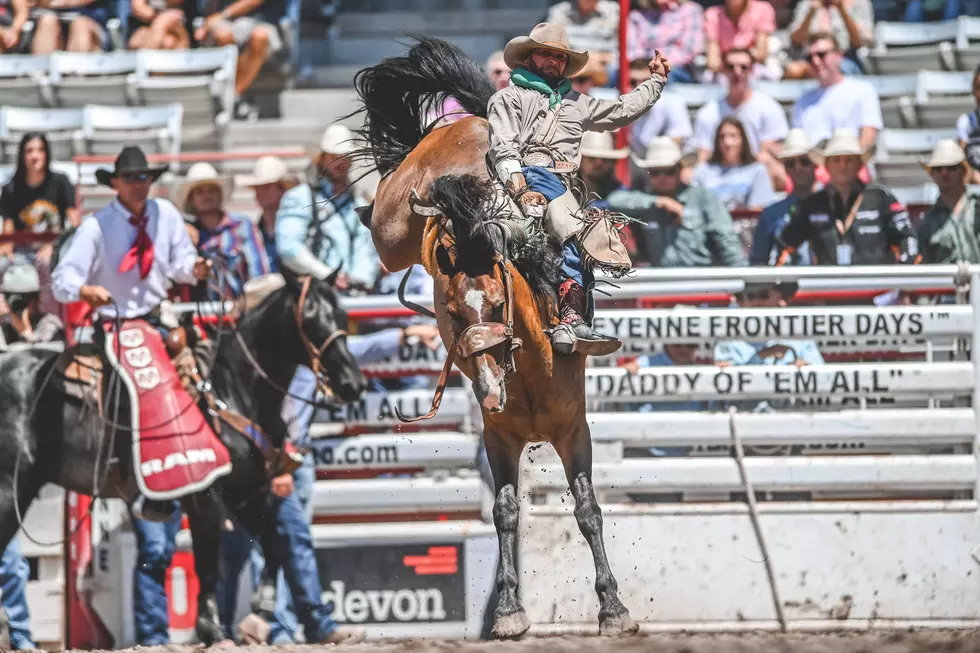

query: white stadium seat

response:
[48,51,137,108]
[914,70,974,129]
[868,20,958,74]
[0,106,83,163]
[863,74,918,128]
[0,54,49,108]
[79,103,183,158]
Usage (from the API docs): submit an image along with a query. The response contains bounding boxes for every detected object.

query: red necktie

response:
[119,211,155,280]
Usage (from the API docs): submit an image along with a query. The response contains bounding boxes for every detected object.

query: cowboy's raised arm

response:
[52,217,101,303]
[582,72,666,132]
[487,88,525,184]
[163,199,200,284]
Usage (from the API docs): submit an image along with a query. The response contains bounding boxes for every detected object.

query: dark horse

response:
[348,39,639,637]
[0,269,366,645]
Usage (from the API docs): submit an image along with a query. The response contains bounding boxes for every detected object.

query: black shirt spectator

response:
[0,133,76,240]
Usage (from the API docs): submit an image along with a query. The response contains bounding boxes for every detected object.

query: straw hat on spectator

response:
[919,139,967,173]
[1,261,40,294]
[503,23,589,77]
[808,128,873,166]
[310,124,356,159]
[631,136,698,169]
[581,131,628,160]
[174,163,234,213]
[237,156,295,187]
[777,129,813,160]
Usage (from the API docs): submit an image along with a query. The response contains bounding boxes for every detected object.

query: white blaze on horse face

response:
[464,289,485,319]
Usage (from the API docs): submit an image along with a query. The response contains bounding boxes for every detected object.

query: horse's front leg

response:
[484,428,530,639]
[181,489,228,646]
[554,419,638,637]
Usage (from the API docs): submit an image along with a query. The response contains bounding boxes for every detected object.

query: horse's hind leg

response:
[182,489,229,645]
[484,429,531,639]
[554,421,638,637]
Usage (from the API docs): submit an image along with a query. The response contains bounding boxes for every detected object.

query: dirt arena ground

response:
[70,631,980,653]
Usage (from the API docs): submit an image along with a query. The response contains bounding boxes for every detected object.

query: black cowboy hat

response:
[94,146,168,188]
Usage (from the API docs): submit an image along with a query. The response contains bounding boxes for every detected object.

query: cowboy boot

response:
[550,279,621,357]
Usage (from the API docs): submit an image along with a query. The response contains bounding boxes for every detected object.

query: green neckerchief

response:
[510,68,572,110]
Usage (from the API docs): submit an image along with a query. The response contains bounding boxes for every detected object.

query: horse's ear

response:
[435,245,456,275]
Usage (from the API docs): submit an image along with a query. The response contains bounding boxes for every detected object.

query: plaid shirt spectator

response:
[627,1,704,67]
[196,213,271,299]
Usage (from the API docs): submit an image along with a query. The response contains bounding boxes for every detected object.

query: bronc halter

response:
[396,214,522,423]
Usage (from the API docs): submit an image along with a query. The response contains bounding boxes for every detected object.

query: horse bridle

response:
[396,223,522,423]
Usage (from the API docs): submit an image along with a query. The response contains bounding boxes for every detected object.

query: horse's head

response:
[435,240,520,415]
[282,268,368,403]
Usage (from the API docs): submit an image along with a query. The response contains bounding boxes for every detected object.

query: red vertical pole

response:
[616,0,631,185]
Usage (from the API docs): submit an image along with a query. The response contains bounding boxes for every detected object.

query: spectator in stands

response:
[276,123,381,295]
[786,0,873,77]
[903,0,970,22]
[704,0,776,78]
[195,0,284,116]
[627,0,704,84]
[777,128,917,266]
[955,65,980,152]
[918,140,980,264]
[31,0,110,54]
[545,0,619,69]
[579,131,627,205]
[569,55,609,95]
[0,258,63,347]
[693,48,788,187]
[692,116,775,210]
[791,32,882,152]
[749,129,817,265]
[177,162,270,299]
[487,50,510,91]
[239,155,297,273]
[628,58,693,186]
[127,0,196,49]
[0,0,27,53]
[0,537,35,651]
[608,136,748,267]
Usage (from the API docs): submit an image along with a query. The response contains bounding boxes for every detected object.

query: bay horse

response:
[0,268,366,645]
[348,38,639,638]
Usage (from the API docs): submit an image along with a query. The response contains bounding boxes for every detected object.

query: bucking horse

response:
[348,37,639,638]
[0,267,366,645]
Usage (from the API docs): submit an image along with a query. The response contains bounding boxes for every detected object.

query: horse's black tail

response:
[346,37,496,178]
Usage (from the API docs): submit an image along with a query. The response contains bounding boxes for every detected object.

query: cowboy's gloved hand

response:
[192,257,212,281]
[271,473,295,498]
[517,190,548,218]
[80,285,113,308]
[505,172,527,197]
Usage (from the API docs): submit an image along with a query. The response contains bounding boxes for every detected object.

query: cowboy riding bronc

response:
[488,22,670,355]
[51,146,232,520]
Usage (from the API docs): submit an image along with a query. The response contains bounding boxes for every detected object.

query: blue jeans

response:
[282,366,317,449]
[1,537,34,650]
[131,503,182,646]
[904,0,973,20]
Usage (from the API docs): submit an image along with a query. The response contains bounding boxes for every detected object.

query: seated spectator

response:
[791,32,882,151]
[238,155,297,273]
[786,0,873,78]
[903,0,970,21]
[31,0,109,54]
[569,55,609,96]
[628,58,693,186]
[579,131,627,205]
[176,162,270,298]
[627,0,704,84]
[195,0,284,117]
[693,47,788,187]
[0,132,77,316]
[608,136,748,267]
[918,140,980,264]
[777,129,917,266]
[704,0,776,78]
[0,0,27,53]
[956,64,980,151]
[487,50,510,91]
[546,0,619,69]
[127,0,195,49]
[0,258,63,347]
[691,116,775,210]
[749,129,817,265]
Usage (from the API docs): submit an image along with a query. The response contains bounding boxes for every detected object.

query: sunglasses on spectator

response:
[648,166,680,177]
[783,156,812,169]
[725,62,750,73]
[806,49,833,63]
[121,172,152,183]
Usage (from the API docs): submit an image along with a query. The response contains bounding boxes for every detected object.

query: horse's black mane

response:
[429,175,562,316]
[346,36,495,177]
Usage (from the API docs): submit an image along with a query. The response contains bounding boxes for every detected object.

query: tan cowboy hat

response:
[309,123,356,159]
[808,128,873,166]
[237,156,295,187]
[581,131,628,160]
[778,128,813,160]
[503,22,590,78]
[920,139,967,173]
[175,162,234,213]
[631,136,698,169]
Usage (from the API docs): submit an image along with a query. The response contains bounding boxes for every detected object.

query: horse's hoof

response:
[599,610,639,637]
[237,613,271,645]
[319,626,367,645]
[491,609,530,639]
[208,639,236,649]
